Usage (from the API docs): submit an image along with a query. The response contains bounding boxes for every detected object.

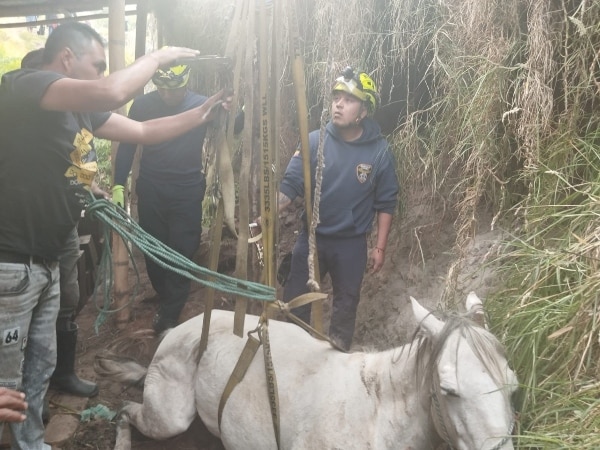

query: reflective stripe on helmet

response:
[152,64,191,89]
[332,78,369,102]
[331,67,379,114]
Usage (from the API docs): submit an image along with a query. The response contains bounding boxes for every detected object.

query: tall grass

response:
[490,130,600,448]
[159,0,600,445]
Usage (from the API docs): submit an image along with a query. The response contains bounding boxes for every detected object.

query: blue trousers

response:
[136,177,206,323]
[283,231,367,350]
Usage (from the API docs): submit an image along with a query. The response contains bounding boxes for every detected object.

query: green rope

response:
[84,197,276,331]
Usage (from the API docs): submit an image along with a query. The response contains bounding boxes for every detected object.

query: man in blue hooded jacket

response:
[278,67,399,350]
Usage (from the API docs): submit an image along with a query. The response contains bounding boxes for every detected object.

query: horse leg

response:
[113,402,135,450]
[113,399,192,450]
[113,375,197,446]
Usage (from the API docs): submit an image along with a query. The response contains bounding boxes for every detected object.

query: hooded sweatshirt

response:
[280,117,399,237]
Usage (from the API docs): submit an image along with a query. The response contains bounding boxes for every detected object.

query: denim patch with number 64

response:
[3,327,20,346]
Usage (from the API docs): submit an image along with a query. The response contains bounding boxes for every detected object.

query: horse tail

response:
[94,329,157,386]
[94,350,148,386]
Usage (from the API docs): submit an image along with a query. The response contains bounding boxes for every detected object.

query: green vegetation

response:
[94,139,113,192]
[0,28,45,75]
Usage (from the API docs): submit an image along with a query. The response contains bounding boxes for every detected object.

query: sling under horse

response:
[96,292,518,449]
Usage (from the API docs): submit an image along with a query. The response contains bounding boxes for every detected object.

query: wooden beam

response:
[0,10,138,29]
[0,0,146,19]
[134,0,147,59]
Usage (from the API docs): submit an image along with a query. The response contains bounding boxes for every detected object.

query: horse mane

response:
[411,311,509,393]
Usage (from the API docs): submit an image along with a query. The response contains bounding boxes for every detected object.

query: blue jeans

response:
[0,261,59,450]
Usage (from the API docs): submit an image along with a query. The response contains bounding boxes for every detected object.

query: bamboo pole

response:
[108,0,130,329]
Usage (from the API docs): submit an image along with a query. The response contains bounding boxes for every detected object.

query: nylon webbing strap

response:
[285,308,347,352]
[266,293,347,352]
[260,321,281,449]
[258,0,276,289]
[218,333,261,430]
[285,292,328,310]
[198,198,225,358]
[231,0,251,337]
[217,321,282,449]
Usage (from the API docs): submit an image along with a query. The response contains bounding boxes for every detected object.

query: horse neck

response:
[362,340,426,394]
[362,342,441,447]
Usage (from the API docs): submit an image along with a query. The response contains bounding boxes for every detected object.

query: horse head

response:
[411,295,518,450]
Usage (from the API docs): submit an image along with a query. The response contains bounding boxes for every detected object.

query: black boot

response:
[50,322,99,397]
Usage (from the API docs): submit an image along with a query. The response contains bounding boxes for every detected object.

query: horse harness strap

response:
[218,318,281,449]
[267,295,348,353]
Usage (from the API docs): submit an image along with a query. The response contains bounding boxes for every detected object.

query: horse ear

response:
[410,296,444,335]
[466,291,488,329]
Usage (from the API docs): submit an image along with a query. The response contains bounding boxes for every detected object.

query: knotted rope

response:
[306,26,336,293]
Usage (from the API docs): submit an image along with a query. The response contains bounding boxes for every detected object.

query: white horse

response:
[96,293,518,450]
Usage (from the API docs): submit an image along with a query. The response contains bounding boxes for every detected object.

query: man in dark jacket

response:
[112,64,210,335]
[278,67,399,350]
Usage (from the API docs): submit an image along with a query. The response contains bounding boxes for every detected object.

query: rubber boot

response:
[50,322,99,397]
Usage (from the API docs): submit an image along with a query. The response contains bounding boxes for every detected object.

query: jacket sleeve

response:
[279,148,305,201]
[373,144,399,214]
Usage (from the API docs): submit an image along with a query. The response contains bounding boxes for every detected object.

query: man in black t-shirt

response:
[0,22,229,449]
[20,47,103,402]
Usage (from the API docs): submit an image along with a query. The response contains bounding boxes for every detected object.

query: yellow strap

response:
[267,294,348,353]
[260,320,281,448]
[217,320,282,449]
[258,0,276,289]
[218,333,261,429]
[286,292,329,310]
[230,0,252,337]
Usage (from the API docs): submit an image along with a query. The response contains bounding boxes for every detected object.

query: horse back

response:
[166,311,389,449]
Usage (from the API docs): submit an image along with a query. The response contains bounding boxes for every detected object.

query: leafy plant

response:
[94,139,113,192]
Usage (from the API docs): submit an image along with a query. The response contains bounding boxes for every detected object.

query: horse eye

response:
[510,386,523,412]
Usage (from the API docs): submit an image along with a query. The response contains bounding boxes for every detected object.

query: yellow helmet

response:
[152,64,190,89]
[332,66,379,114]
